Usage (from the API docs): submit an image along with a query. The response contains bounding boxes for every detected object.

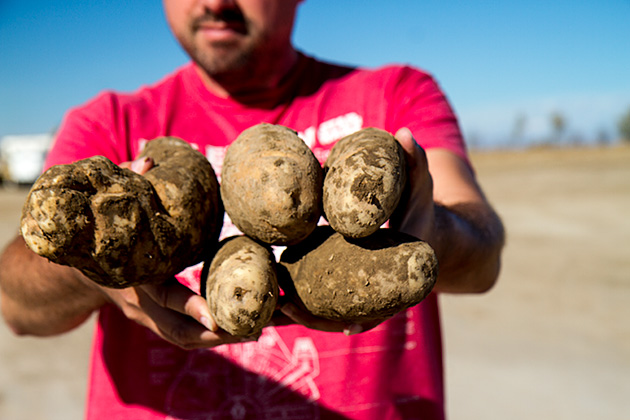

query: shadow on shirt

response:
[99,301,443,419]
[99,304,349,419]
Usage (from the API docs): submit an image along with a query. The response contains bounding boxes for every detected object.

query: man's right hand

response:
[102,156,254,348]
[97,278,254,349]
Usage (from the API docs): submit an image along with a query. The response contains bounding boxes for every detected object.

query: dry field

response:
[0,145,628,419]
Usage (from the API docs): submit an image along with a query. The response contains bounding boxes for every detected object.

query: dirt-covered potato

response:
[20,137,223,288]
[280,226,437,323]
[204,236,279,337]
[220,123,323,245]
[323,127,406,238]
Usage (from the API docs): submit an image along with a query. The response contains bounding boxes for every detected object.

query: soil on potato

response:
[280,227,436,322]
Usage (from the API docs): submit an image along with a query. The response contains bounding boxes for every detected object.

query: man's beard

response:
[190,40,257,78]
[187,8,257,78]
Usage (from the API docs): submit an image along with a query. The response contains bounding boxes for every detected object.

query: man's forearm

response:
[0,235,106,336]
[430,202,505,293]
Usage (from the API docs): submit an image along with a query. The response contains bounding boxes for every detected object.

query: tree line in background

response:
[619,106,630,143]
[505,105,630,148]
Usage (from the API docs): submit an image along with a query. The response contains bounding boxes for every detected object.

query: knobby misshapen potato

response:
[20,137,223,288]
[220,123,323,246]
[204,236,279,337]
[323,127,406,238]
[280,226,437,323]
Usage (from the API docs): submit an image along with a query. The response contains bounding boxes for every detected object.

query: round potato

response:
[323,127,406,238]
[220,123,323,246]
[204,236,279,337]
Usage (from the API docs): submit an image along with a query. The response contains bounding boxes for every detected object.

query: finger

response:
[268,310,297,327]
[279,303,383,335]
[280,302,349,333]
[342,319,384,335]
[394,127,416,155]
[134,288,251,349]
[394,127,427,171]
[353,319,383,334]
[141,280,218,332]
[343,324,363,336]
[119,156,154,174]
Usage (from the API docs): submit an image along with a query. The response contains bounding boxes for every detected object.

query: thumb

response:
[394,127,416,156]
[394,127,428,171]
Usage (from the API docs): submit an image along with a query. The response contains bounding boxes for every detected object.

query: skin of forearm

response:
[429,202,505,293]
[0,235,107,336]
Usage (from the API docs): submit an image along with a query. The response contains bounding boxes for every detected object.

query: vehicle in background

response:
[0,134,54,186]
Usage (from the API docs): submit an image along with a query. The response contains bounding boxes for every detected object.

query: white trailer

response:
[0,134,54,185]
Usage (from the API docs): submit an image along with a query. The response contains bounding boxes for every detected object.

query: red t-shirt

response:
[47,54,468,420]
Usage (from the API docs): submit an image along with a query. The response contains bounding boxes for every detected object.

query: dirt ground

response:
[0,145,628,420]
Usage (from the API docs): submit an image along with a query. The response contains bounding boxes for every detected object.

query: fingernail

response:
[200,316,218,332]
[344,324,363,336]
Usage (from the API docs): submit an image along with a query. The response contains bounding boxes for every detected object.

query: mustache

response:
[192,8,247,28]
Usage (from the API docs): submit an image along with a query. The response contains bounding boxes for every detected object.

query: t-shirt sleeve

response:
[44,92,131,170]
[387,66,470,164]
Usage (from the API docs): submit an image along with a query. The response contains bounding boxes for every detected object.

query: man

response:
[0,0,505,418]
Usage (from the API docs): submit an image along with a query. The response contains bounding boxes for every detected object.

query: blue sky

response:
[1,0,629,147]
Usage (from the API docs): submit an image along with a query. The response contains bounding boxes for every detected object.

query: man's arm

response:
[0,234,252,347]
[0,235,105,336]
[393,128,505,293]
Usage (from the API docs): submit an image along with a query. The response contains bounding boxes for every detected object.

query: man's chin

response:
[193,52,251,78]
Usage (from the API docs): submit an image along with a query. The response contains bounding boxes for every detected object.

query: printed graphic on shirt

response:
[158,310,422,419]
[164,328,321,420]
[298,112,363,148]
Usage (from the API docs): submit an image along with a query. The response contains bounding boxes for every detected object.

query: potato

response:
[220,123,323,245]
[280,226,437,323]
[323,127,406,238]
[204,236,279,337]
[20,137,223,288]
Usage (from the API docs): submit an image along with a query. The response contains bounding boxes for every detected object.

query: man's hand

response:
[391,127,436,242]
[97,279,253,348]
[390,127,505,293]
[105,156,254,348]
[272,301,383,336]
